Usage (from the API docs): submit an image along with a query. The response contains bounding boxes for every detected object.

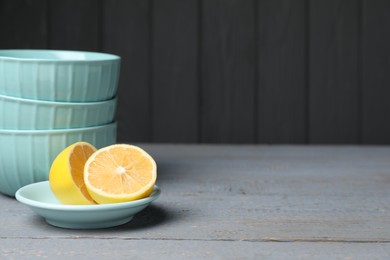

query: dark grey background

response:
[1,0,389,144]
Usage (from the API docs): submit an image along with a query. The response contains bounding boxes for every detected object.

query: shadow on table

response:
[111,204,173,231]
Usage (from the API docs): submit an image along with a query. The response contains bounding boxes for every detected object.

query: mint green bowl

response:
[0,94,117,130]
[0,50,120,102]
[0,122,117,196]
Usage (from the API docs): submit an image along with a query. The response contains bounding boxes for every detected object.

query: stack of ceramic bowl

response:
[0,50,120,196]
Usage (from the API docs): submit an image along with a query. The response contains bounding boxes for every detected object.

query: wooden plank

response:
[48,0,99,51]
[201,0,256,143]
[257,0,306,143]
[2,145,390,242]
[102,0,151,142]
[309,0,359,144]
[1,239,390,259]
[152,0,199,142]
[0,0,48,48]
[361,0,390,144]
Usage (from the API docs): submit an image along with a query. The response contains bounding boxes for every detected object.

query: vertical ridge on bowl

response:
[39,62,51,100]
[87,65,95,100]
[0,135,16,196]
[97,65,104,102]
[81,63,90,100]
[66,63,73,101]
[28,133,36,189]
[53,62,60,100]
[23,61,34,97]
[33,61,38,97]
[69,63,75,101]
[111,62,120,98]
[16,60,22,97]
[31,100,38,130]
[0,94,4,125]
[104,62,112,99]
[64,104,73,129]
[25,133,36,188]
[33,61,39,97]
[90,64,99,101]
[49,103,56,129]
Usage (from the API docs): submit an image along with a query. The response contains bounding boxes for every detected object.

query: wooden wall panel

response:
[48,0,100,51]
[102,0,151,142]
[1,0,390,144]
[361,0,390,144]
[201,0,256,143]
[152,0,199,143]
[309,0,359,144]
[257,0,306,143]
[0,0,47,48]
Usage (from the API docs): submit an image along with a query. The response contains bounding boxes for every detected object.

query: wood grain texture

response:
[361,0,390,144]
[152,0,199,142]
[257,0,306,144]
[48,0,99,51]
[1,239,389,259]
[309,0,359,144]
[201,0,256,143]
[0,0,47,48]
[102,0,151,142]
[1,145,390,258]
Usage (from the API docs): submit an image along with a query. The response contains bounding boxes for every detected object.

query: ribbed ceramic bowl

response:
[0,50,120,102]
[0,122,117,196]
[0,94,117,130]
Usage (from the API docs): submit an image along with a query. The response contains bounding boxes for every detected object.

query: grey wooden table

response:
[1,145,390,259]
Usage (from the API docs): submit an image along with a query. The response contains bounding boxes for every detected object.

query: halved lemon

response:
[84,144,157,204]
[49,142,97,205]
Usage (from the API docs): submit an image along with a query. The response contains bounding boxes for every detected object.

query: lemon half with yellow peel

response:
[49,142,97,205]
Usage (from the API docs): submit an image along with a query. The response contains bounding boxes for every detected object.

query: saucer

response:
[15,181,161,229]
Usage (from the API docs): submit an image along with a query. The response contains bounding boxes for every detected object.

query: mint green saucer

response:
[15,181,160,229]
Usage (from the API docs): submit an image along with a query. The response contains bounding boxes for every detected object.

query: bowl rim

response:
[0,122,116,134]
[0,49,120,62]
[0,93,117,106]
